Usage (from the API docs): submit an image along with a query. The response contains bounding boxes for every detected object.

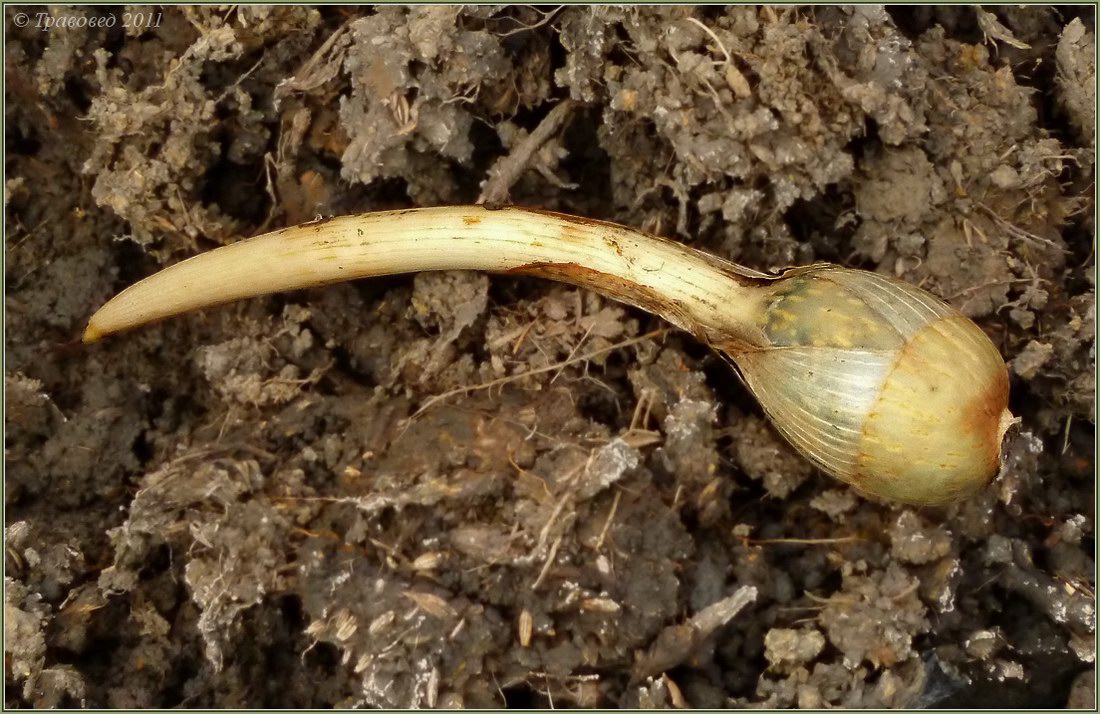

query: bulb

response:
[83,206,1013,505]
[728,265,1013,505]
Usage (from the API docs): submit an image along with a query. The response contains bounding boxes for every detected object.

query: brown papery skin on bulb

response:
[854,316,1012,505]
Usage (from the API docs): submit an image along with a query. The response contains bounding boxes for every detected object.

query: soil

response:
[4,5,1095,708]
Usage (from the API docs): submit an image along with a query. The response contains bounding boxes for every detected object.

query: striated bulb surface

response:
[728,265,1013,506]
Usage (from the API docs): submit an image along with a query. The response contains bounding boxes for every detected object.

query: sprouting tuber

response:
[84,206,1015,505]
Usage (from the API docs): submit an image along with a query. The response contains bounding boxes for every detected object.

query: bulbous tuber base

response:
[731,265,1013,506]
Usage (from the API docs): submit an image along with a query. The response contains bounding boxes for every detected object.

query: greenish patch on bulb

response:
[763,273,906,351]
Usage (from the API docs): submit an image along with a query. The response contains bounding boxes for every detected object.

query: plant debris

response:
[5,6,1094,707]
